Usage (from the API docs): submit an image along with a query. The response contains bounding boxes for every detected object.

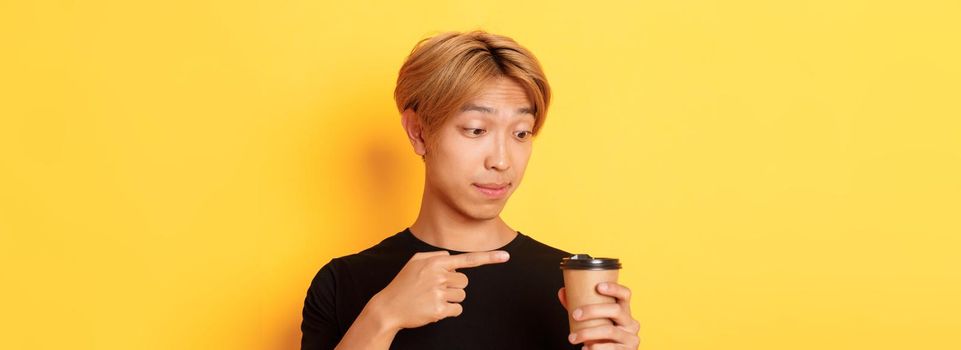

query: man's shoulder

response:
[515,232,572,263]
[329,230,414,266]
[311,229,413,280]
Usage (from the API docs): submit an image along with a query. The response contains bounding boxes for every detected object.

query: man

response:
[301,30,640,350]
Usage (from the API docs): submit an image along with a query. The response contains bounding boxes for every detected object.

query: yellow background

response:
[2,0,959,349]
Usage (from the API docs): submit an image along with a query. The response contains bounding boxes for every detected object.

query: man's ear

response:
[400,108,427,157]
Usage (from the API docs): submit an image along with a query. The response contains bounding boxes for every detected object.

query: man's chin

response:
[462,203,506,221]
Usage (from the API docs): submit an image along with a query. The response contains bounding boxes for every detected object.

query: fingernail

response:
[572,308,582,320]
[568,333,577,343]
[494,251,509,261]
[598,282,608,291]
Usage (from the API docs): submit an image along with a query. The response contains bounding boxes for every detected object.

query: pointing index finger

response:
[440,250,510,270]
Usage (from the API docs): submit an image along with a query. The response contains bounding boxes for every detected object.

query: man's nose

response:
[485,134,511,171]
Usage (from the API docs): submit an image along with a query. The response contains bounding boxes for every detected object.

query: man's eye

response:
[464,128,487,136]
[515,130,532,140]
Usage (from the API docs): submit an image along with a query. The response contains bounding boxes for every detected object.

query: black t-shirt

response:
[301,227,579,349]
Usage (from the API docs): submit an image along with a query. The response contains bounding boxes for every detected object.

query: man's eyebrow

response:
[461,103,534,115]
[462,103,496,114]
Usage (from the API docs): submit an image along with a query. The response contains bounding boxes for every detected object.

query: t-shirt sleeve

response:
[301,259,341,350]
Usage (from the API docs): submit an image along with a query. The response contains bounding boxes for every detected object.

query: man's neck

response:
[409,191,517,252]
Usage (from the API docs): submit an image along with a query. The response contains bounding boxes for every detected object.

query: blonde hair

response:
[394,30,551,141]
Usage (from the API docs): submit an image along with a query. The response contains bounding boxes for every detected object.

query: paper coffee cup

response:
[559,254,622,337]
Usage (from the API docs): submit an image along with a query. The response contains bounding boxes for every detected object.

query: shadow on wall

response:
[339,88,422,251]
[269,85,422,349]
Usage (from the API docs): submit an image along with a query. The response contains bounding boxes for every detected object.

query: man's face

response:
[424,77,536,220]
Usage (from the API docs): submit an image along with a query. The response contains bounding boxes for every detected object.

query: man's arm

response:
[333,294,399,349]
[301,260,399,350]
[303,251,509,349]
[301,260,343,350]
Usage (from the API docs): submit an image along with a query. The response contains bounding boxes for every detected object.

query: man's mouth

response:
[472,182,511,199]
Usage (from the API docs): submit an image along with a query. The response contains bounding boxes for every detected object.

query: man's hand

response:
[335,250,509,349]
[558,282,641,349]
[371,250,510,330]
